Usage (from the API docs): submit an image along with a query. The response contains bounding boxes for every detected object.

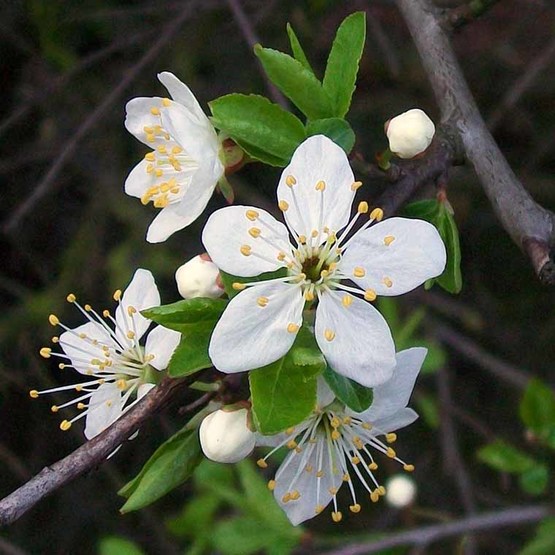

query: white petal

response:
[115,269,160,343]
[316,377,335,409]
[124,158,156,198]
[59,322,114,375]
[315,292,395,387]
[84,382,124,440]
[202,205,291,277]
[274,435,342,525]
[342,217,447,296]
[145,325,181,371]
[209,281,304,373]
[357,347,426,422]
[276,135,356,238]
[125,97,167,148]
[373,407,419,433]
[158,72,209,126]
[137,382,156,399]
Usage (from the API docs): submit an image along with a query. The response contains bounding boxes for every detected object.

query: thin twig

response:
[321,505,550,555]
[444,0,502,29]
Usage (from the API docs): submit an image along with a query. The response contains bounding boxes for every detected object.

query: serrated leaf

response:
[323,12,366,118]
[477,439,537,474]
[519,464,549,496]
[520,518,555,555]
[520,378,555,443]
[210,94,306,166]
[323,366,373,412]
[119,428,202,512]
[306,118,355,153]
[219,268,288,299]
[249,327,325,434]
[286,23,313,73]
[254,45,333,120]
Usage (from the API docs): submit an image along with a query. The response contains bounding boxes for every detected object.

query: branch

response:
[395,0,555,284]
[444,0,501,29]
[0,375,194,527]
[321,505,551,555]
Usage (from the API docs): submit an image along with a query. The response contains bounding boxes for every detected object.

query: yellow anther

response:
[75,385,83,392]
[77,403,86,410]
[257,458,268,469]
[315,504,325,514]
[315,470,324,478]
[286,427,295,435]
[51,336,59,344]
[383,276,393,288]
[248,227,261,238]
[358,201,369,214]
[324,329,336,342]
[343,416,352,425]
[48,314,59,326]
[60,420,72,431]
[154,169,163,178]
[349,504,361,513]
[290,490,301,500]
[311,229,318,238]
[329,487,338,495]
[145,152,156,162]
[330,416,341,428]
[58,363,65,370]
[257,296,269,308]
[79,333,87,339]
[150,107,161,116]
[362,422,372,430]
[368,462,378,471]
[287,323,300,333]
[116,379,128,391]
[304,290,315,301]
[172,146,183,154]
[240,245,252,257]
[143,126,153,134]
[378,486,386,496]
[351,180,363,191]
[29,390,39,399]
[364,289,377,301]
[384,235,395,246]
[351,456,360,465]
[404,464,415,472]
[315,180,326,191]
[146,163,154,174]
[50,405,59,413]
[66,293,76,303]
[232,282,246,291]
[342,294,353,307]
[286,440,298,450]
[331,430,341,440]
[103,310,110,318]
[113,289,122,301]
[354,438,364,450]
[370,490,380,503]
[386,447,396,458]
[84,304,93,312]
[282,493,291,503]
[353,267,366,278]
[370,207,384,221]
[245,209,259,221]
[305,464,313,473]
[40,347,52,358]
[267,480,276,491]
[128,306,137,315]
[285,175,297,187]
[298,234,307,244]
[386,433,397,443]
[146,134,155,143]
[277,252,287,262]
[126,331,135,340]
[331,511,343,523]
[162,98,171,107]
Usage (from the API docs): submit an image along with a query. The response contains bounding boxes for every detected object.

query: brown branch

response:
[0,375,194,527]
[321,505,551,555]
[395,0,555,284]
[444,0,501,30]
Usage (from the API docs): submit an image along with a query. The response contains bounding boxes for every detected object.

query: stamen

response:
[246,209,259,221]
[351,181,362,191]
[384,235,395,246]
[285,175,296,187]
[240,245,252,256]
[370,207,384,221]
[49,314,59,326]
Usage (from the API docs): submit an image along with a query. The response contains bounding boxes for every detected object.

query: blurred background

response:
[1,0,555,553]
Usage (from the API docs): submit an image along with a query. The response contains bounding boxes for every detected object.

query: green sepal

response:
[323,366,373,412]
[210,93,306,167]
[249,326,325,434]
[219,268,288,299]
[306,118,355,154]
[119,428,202,513]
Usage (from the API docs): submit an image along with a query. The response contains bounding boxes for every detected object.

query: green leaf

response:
[210,94,306,166]
[286,23,313,73]
[519,464,549,496]
[520,378,555,443]
[323,366,373,412]
[306,118,355,153]
[254,45,333,120]
[415,393,440,429]
[219,268,288,299]
[166,493,221,540]
[520,518,555,555]
[119,428,202,512]
[98,537,145,555]
[477,439,537,474]
[249,327,325,434]
[322,12,366,118]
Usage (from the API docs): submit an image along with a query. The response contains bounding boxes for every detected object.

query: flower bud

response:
[199,408,255,463]
[175,254,224,299]
[385,108,435,159]
[384,474,417,508]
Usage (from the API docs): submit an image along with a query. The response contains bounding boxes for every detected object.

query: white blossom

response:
[199,407,256,463]
[175,254,224,299]
[256,348,425,525]
[385,474,417,508]
[203,135,446,387]
[386,108,435,159]
[125,72,224,243]
[30,269,180,439]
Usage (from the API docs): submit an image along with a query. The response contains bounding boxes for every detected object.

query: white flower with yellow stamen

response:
[125,72,224,243]
[256,348,425,525]
[203,135,445,387]
[30,269,180,439]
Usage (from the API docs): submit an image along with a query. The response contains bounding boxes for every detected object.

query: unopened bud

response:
[385,108,435,159]
[199,408,256,463]
[175,254,224,299]
[384,474,417,508]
